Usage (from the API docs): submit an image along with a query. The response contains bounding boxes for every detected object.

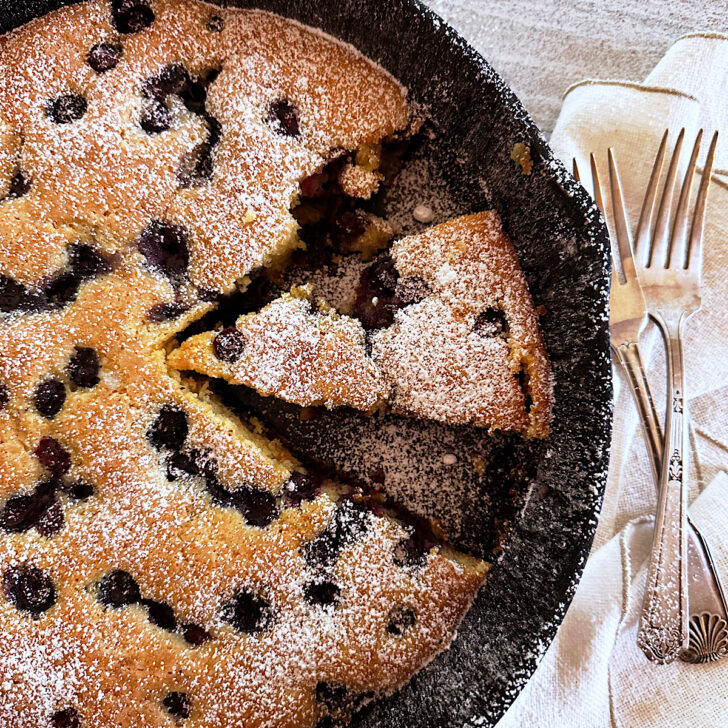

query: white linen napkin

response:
[495,32,728,728]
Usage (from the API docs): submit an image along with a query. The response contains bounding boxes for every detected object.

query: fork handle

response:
[637,312,690,663]
[612,342,663,477]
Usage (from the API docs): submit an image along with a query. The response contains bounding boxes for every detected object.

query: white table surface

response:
[426,0,728,135]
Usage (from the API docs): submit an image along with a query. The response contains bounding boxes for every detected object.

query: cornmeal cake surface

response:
[0,2,490,727]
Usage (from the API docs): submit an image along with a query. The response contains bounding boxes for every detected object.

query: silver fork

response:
[574,136,727,664]
[633,128,720,663]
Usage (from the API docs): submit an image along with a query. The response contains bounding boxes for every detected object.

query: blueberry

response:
[267,99,300,138]
[3,564,56,615]
[0,275,44,313]
[87,42,123,73]
[181,622,212,646]
[7,170,31,199]
[68,347,100,388]
[386,605,416,636]
[221,588,273,634]
[147,405,188,451]
[163,691,191,719]
[0,384,8,409]
[142,598,177,631]
[111,0,155,34]
[230,486,278,528]
[46,94,87,124]
[34,379,66,419]
[36,500,65,538]
[395,276,430,307]
[140,101,172,134]
[207,14,224,32]
[473,307,509,338]
[65,481,94,500]
[0,479,57,534]
[51,707,81,728]
[177,143,214,188]
[213,326,245,363]
[138,221,189,280]
[34,437,71,477]
[303,580,340,609]
[98,570,141,608]
[282,472,321,507]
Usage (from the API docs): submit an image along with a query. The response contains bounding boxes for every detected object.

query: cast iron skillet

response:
[0,1,613,725]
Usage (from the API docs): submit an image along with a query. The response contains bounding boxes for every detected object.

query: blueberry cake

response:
[0,1,494,726]
[169,212,552,438]
[168,285,388,411]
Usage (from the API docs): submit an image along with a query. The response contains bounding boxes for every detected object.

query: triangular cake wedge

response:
[168,286,388,411]
[362,211,552,438]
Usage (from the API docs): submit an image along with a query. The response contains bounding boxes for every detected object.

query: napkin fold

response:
[495,32,728,728]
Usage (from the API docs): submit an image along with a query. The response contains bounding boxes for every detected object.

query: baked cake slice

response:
[168,285,388,411]
[169,212,552,438]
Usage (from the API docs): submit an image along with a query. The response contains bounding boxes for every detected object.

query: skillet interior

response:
[0,0,612,725]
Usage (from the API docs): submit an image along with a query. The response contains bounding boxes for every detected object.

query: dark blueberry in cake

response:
[0,275,44,313]
[34,437,71,476]
[354,256,402,330]
[204,114,222,147]
[3,564,56,615]
[304,500,369,570]
[473,307,509,338]
[51,707,81,728]
[147,405,188,451]
[142,598,177,631]
[87,42,123,73]
[267,99,300,138]
[387,605,416,636]
[163,691,192,720]
[34,378,66,419]
[0,383,8,409]
[230,486,278,528]
[46,94,87,124]
[177,143,214,188]
[303,580,340,609]
[282,472,321,506]
[65,481,94,500]
[42,271,82,309]
[68,347,100,389]
[207,14,224,31]
[315,682,348,711]
[395,276,430,307]
[36,500,65,538]
[181,622,212,646]
[111,0,155,34]
[98,569,141,608]
[180,77,208,115]
[330,209,368,252]
[140,101,172,134]
[213,326,245,363]
[138,220,189,280]
[1,493,38,532]
[148,302,190,322]
[221,588,273,634]
[0,479,57,534]
[69,244,111,279]
[8,170,31,199]
[143,63,191,102]
[393,531,437,569]
[166,451,199,480]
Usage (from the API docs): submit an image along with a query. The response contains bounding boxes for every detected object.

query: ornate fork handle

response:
[637,312,689,663]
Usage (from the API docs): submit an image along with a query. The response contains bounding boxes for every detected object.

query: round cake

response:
[0,1,550,726]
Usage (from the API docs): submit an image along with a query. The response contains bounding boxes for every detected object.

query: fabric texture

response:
[495,33,728,728]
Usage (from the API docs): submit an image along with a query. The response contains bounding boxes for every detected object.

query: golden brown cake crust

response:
[0,2,488,727]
